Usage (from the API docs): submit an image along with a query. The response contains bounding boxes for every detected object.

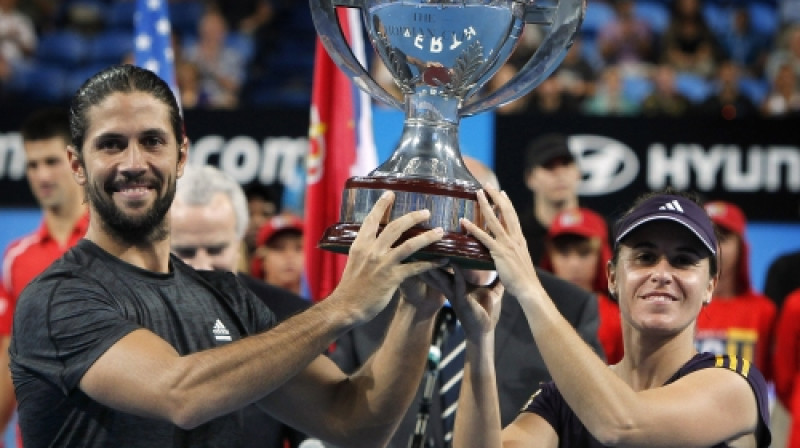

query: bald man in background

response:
[170,164,310,448]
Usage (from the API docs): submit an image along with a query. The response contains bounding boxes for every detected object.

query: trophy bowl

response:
[310,0,585,269]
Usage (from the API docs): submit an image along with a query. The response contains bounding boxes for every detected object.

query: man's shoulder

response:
[535,267,594,305]
[237,274,310,320]
[770,250,800,271]
[181,262,243,293]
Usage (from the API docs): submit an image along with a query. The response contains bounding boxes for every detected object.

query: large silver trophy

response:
[310,0,585,269]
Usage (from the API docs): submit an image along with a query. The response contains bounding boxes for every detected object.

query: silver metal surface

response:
[340,186,477,233]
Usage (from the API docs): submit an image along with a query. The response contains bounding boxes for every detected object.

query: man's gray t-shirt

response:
[10,239,277,447]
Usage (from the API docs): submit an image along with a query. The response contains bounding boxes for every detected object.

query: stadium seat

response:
[23,64,69,103]
[739,77,770,105]
[623,75,655,104]
[168,1,205,37]
[581,2,616,39]
[88,31,134,65]
[64,64,110,97]
[635,1,670,35]
[749,2,779,35]
[675,72,713,103]
[579,36,605,72]
[36,31,88,68]
[106,1,136,31]
[702,4,732,37]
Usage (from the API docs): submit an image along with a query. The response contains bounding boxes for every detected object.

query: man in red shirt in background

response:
[0,108,88,445]
[695,200,776,377]
[540,207,623,364]
[774,288,800,447]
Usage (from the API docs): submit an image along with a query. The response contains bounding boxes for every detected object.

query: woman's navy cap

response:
[614,194,718,257]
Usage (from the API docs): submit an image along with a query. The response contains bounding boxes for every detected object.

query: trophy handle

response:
[460,0,586,117]
[309,0,404,110]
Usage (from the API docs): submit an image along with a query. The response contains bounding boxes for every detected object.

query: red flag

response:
[305,8,377,302]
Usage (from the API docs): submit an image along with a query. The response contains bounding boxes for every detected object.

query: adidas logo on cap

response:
[658,199,684,213]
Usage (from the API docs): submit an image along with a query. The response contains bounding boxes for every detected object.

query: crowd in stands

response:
[1,0,799,116]
[496,0,800,118]
[0,0,315,108]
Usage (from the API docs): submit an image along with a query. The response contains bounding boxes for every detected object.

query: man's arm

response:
[261,293,441,447]
[79,193,445,433]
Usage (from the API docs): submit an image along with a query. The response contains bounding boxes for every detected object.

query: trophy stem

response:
[371,94,479,189]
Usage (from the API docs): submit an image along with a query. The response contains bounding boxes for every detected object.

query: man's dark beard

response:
[86,174,175,245]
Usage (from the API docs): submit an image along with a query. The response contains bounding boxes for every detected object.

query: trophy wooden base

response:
[318,176,495,270]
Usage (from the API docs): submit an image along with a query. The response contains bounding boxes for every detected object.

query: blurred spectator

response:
[527,76,580,115]
[215,0,287,81]
[597,0,656,69]
[719,6,771,78]
[641,64,692,116]
[661,0,720,77]
[520,133,581,265]
[780,0,800,25]
[0,0,36,85]
[183,9,247,108]
[766,24,800,88]
[482,25,544,115]
[58,0,103,34]
[253,215,305,296]
[555,37,599,101]
[215,0,274,36]
[582,65,640,115]
[486,61,531,115]
[761,61,800,116]
[765,249,800,309]
[695,60,759,118]
[243,182,283,262]
[175,59,205,109]
[540,208,623,364]
[695,201,776,379]
[16,0,57,34]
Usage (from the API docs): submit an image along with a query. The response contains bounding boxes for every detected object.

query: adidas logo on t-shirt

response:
[213,319,231,341]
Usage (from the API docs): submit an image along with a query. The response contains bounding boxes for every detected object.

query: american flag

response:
[133,0,180,105]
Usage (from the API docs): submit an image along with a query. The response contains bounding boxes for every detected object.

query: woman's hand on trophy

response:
[460,188,542,304]
[334,191,446,323]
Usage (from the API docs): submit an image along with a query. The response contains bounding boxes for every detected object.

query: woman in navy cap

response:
[440,189,771,448]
